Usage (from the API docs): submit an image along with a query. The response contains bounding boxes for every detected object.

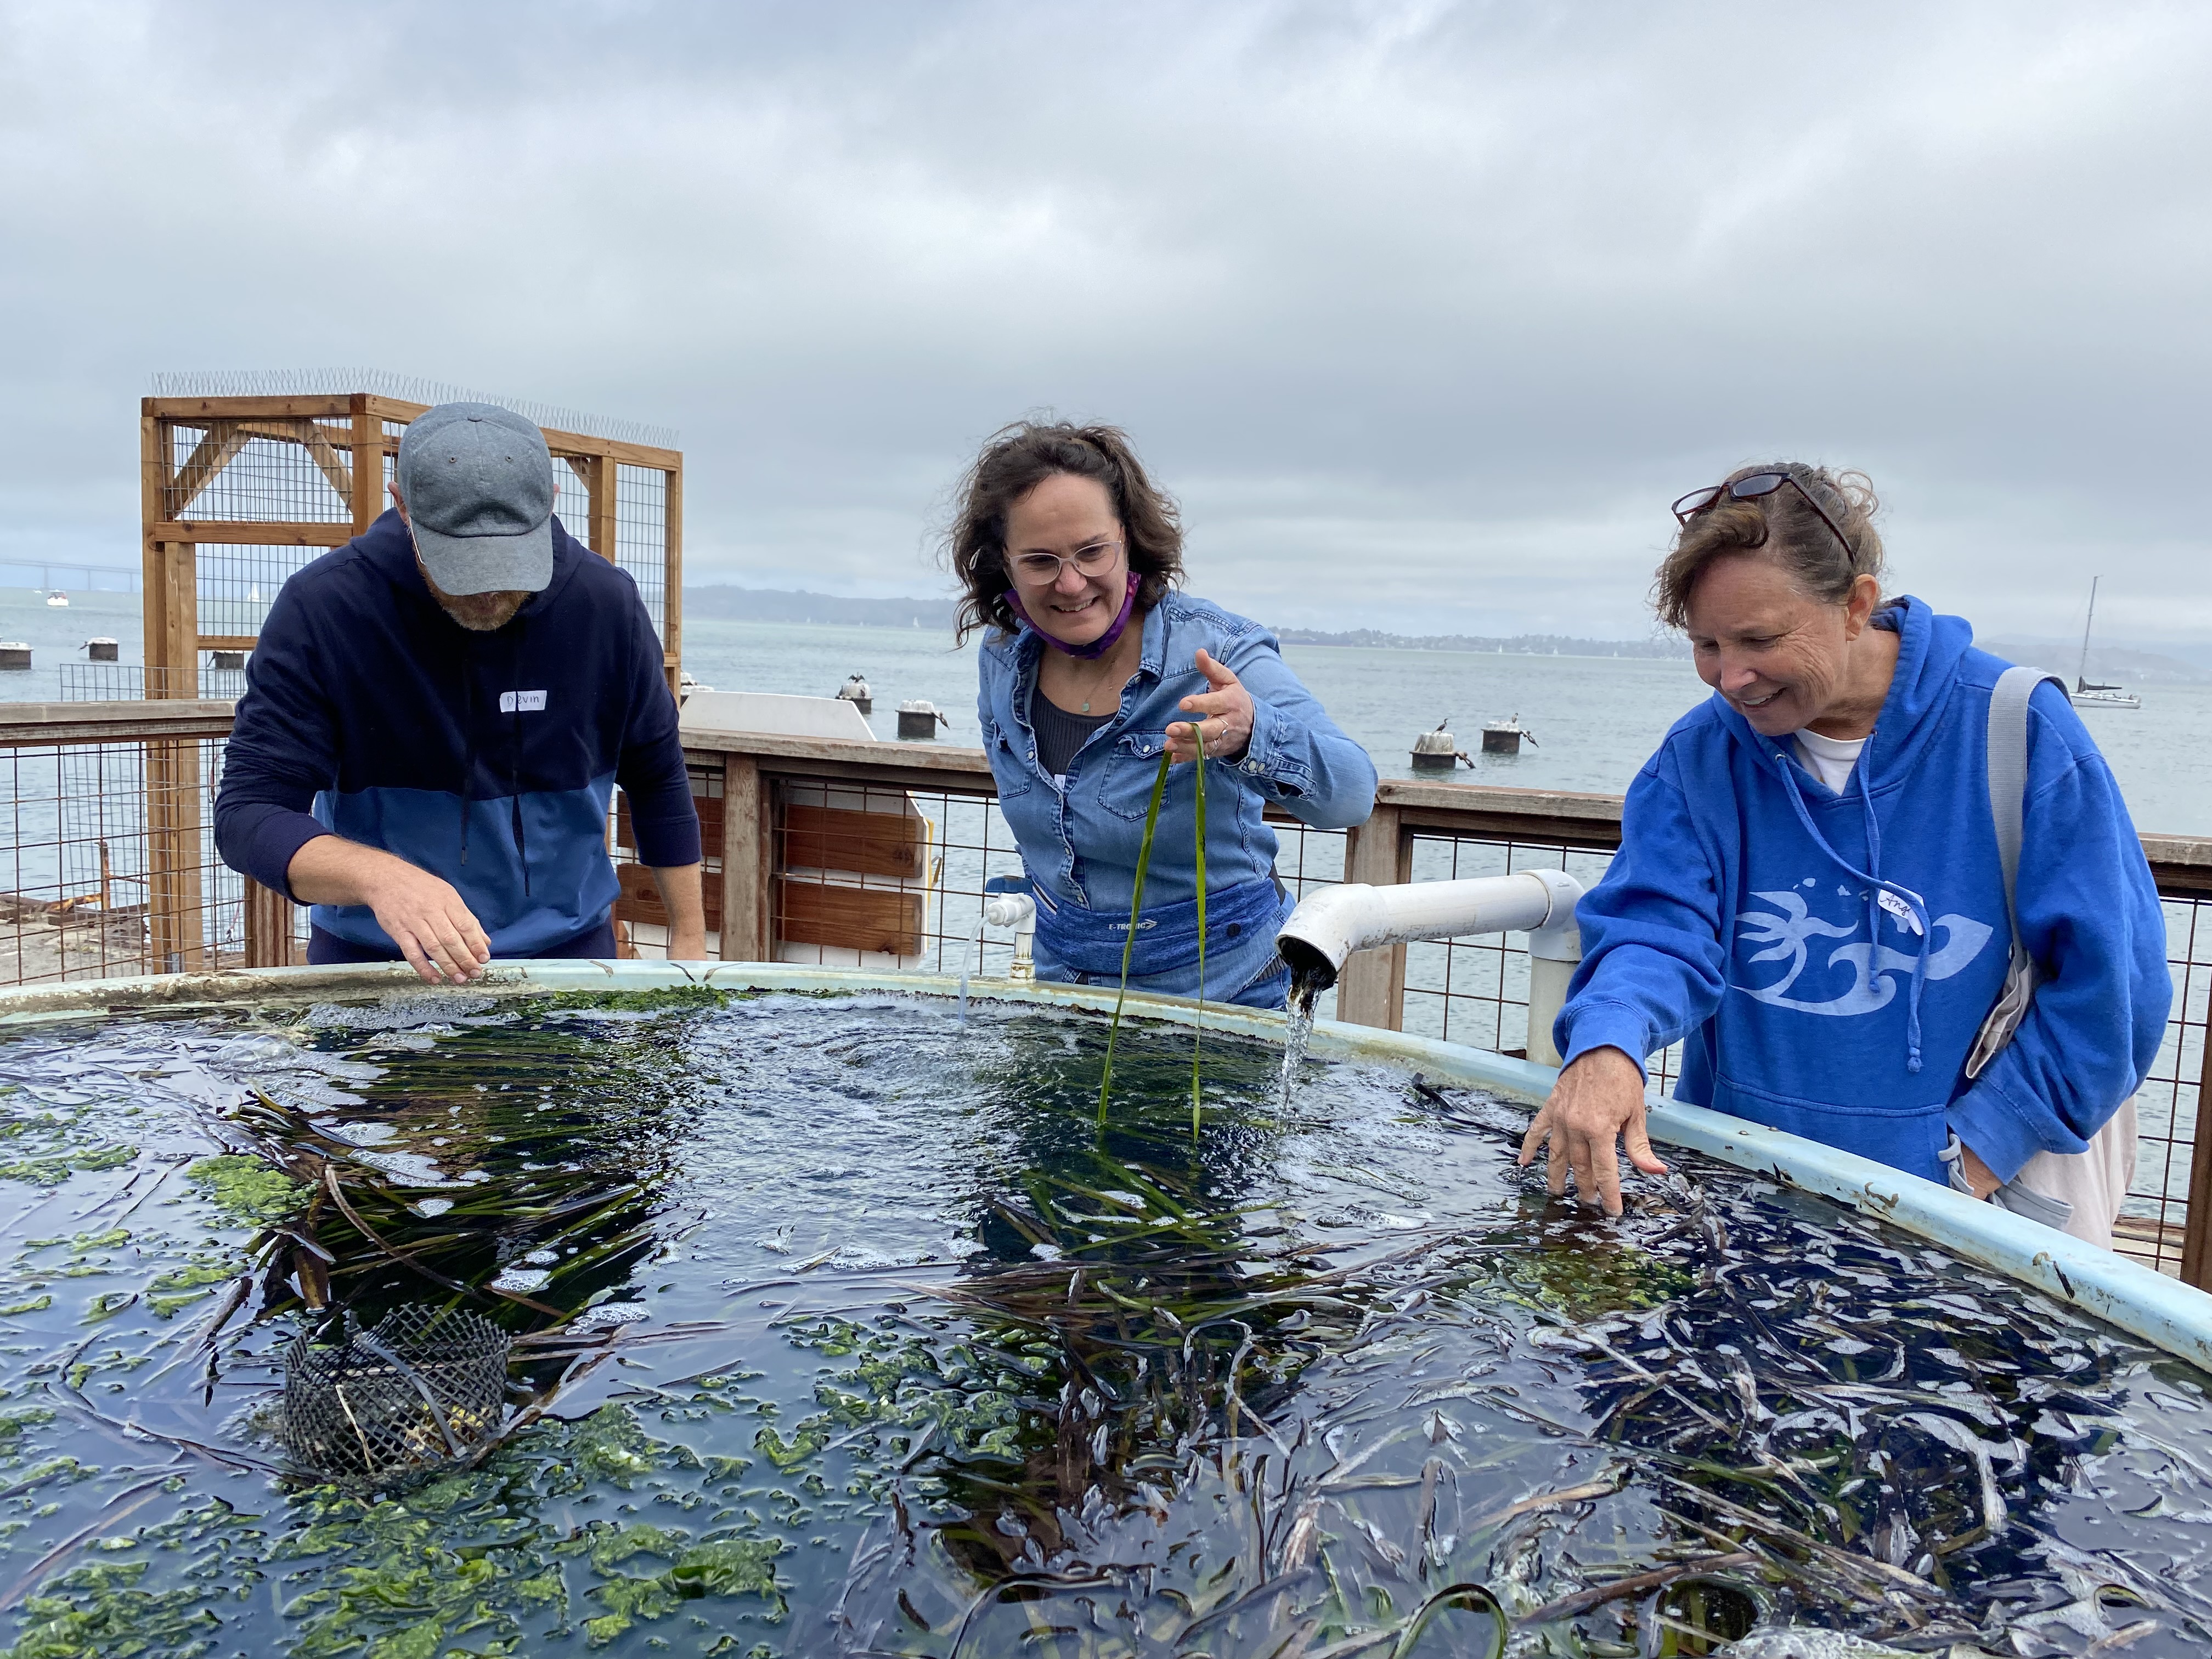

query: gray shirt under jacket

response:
[1031,696,1117,781]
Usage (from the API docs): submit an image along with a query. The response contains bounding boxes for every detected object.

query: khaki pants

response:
[2009,1101,2139,1251]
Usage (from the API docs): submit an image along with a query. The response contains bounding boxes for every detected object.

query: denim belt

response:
[1030,877,1286,979]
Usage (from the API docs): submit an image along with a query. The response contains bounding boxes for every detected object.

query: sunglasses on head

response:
[1672,471,1853,560]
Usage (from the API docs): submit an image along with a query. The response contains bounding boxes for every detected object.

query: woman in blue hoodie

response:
[1527,463,2167,1235]
[952,421,1376,1008]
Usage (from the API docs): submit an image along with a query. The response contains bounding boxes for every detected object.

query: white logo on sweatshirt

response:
[499,690,548,714]
[1733,887,1993,1016]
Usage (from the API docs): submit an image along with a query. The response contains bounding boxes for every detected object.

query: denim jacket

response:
[977,592,1377,1003]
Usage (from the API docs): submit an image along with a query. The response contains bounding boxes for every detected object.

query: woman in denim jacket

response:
[951,422,1376,1008]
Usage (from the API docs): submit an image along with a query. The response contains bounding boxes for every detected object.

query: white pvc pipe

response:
[982,890,1037,983]
[1274,870,1583,1065]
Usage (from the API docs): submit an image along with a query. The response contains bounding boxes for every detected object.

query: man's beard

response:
[413,551,529,631]
[436,590,531,632]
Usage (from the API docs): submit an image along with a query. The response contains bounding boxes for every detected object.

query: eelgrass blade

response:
[1098,750,1173,1123]
[1192,725,1206,1139]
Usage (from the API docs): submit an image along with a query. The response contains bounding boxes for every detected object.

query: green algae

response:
[0,1080,148,1190]
[184,1154,308,1229]
[143,1257,235,1319]
[579,1527,783,1647]
[0,1499,262,1659]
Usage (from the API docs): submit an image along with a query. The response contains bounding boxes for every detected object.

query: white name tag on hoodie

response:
[499,690,548,714]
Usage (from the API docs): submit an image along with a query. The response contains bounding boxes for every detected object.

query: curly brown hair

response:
[945,421,1186,644]
[1654,462,1886,630]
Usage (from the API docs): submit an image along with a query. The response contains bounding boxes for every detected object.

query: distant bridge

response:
[0,561,140,594]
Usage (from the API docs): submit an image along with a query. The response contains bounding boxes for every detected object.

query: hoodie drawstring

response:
[509,620,530,899]
[458,652,473,867]
[1771,740,1934,1073]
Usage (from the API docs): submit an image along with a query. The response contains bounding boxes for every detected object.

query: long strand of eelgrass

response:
[1192,726,1206,1139]
[1098,750,1173,1124]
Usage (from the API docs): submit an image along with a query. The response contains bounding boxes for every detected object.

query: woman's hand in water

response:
[1519,1046,1667,1215]
[1166,649,1254,763]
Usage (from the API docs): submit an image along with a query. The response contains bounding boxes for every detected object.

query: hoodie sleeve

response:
[1553,748,1728,1072]
[213,582,340,901]
[1944,684,2170,1184]
[1214,624,1378,831]
[613,594,701,869]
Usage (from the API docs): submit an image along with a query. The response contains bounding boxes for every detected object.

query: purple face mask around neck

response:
[1006,572,1141,661]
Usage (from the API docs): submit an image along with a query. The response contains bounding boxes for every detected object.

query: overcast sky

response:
[3,1,2206,640]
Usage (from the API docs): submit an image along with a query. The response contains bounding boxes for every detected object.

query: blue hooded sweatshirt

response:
[1553,597,2168,1187]
[214,509,700,955]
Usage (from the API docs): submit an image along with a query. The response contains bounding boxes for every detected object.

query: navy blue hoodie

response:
[1555,597,2168,1187]
[215,509,700,954]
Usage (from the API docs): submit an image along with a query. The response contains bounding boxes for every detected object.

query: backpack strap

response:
[1986,666,2067,952]
[1966,666,2066,1080]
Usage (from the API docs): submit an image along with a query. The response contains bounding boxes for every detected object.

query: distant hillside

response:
[685,586,958,629]
[1276,627,1690,659]
[677,592,2211,679]
[1978,638,2211,685]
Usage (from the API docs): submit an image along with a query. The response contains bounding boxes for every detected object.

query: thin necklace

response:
[1071,636,1131,713]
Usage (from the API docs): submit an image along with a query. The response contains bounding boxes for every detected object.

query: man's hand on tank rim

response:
[1518,1045,1668,1217]
[285,836,493,986]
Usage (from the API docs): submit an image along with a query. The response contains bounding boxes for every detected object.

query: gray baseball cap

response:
[396,402,556,596]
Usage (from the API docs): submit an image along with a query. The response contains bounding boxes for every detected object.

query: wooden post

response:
[662,465,684,701]
[718,757,771,961]
[242,877,297,968]
[586,455,618,562]
[2182,1022,2212,1289]
[1334,805,1409,1029]
[140,408,206,970]
[145,737,207,973]
[350,396,384,533]
[140,409,198,699]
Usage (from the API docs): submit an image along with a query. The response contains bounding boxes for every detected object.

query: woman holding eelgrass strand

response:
[949,420,1376,1009]
[1524,462,2166,1247]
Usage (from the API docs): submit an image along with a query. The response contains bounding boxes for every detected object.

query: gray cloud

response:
[2,0,2205,639]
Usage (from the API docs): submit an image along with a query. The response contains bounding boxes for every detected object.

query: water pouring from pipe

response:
[1273,868,1584,1107]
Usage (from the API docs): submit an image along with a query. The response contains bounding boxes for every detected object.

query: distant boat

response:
[44,591,67,608]
[2070,577,2141,710]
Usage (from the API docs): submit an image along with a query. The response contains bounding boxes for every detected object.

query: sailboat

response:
[2070,577,2141,710]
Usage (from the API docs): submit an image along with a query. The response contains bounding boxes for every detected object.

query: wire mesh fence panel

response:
[2124,894,2211,1275]
[57,664,246,703]
[777,782,1024,979]
[1397,832,1651,1062]
[1269,817,1350,1020]
[614,466,668,642]
[0,737,249,985]
[164,423,353,524]
[551,458,594,552]
[198,544,327,641]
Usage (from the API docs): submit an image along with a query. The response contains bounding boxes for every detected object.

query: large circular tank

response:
[0,961,2204,1659]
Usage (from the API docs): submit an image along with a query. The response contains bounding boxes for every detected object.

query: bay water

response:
[1,591,2199,833]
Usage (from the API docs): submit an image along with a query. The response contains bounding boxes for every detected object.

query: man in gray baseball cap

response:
[216,400,705,983]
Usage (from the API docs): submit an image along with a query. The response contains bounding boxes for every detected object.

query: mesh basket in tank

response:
[280,1306,511,1481]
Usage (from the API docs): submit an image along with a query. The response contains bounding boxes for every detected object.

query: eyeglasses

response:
[1672,471,1853,560]
[1006,539,1124,585]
